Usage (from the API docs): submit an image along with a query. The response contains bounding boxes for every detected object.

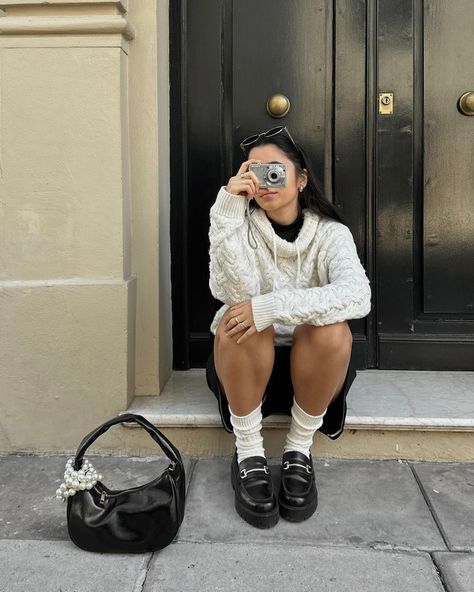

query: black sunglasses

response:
[239,125,299,154]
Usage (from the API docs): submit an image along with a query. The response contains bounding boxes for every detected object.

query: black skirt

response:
[205,341,358,440]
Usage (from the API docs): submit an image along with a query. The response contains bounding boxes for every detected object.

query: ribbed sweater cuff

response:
[213,186,248,219]
[251,292,276,332]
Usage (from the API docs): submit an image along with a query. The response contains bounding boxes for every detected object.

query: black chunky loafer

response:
[230,449,279,529]
[278,450,318,522]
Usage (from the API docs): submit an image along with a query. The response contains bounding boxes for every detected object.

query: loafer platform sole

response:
[278,493,318,522]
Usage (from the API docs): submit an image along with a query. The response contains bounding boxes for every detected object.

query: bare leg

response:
[290,322,353,415]
[214,315,275,416]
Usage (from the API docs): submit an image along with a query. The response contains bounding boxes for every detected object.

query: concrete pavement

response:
[0,452,473,591]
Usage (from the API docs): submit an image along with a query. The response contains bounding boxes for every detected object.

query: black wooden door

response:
[376,0,474,369]
[170,0,474,371]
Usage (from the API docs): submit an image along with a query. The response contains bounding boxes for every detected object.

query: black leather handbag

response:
[63,413,186,553]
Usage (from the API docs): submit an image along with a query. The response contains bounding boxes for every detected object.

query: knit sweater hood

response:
[248,206,319,291]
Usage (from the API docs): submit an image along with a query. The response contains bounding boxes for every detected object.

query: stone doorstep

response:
[120,368,474,432]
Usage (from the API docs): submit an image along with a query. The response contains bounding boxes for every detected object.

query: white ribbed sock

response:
[229,402,266,464]
[283,397,327,459]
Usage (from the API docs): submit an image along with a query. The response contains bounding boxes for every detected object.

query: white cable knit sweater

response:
[209,186,372,345]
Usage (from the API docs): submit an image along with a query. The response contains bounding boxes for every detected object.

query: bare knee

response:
[292,321,352,354]
[214,321,275,392]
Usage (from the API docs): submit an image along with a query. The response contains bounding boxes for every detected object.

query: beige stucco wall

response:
[0,0,172,452]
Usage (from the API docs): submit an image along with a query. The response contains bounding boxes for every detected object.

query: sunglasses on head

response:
[239,125,299,155]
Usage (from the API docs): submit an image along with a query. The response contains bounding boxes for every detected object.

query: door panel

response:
[234,1,327,162]
[423,0,474,312]
[376,0,474,369]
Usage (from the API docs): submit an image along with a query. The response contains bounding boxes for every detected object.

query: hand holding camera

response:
[225,159,287,200]
[225,159,262,199]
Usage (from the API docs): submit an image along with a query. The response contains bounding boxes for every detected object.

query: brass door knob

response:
[266,93,291,118]
[457,91,474,116]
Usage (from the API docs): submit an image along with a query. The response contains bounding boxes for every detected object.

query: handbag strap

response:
[73,413,183,471]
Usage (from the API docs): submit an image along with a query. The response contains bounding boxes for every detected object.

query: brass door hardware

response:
[266,93,291,118]
[457,91,474,116]
[379,92,394,115]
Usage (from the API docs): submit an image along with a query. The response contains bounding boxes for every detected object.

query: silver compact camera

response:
[248,163,287,188]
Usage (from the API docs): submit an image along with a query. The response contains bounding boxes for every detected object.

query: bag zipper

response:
[97,461,177,505]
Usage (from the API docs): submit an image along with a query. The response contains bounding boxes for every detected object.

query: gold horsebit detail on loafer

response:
[282,461,312,473]
[240,465,269,479]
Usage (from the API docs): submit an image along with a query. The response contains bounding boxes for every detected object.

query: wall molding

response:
[0,15,135,39]
[0,0,127,9]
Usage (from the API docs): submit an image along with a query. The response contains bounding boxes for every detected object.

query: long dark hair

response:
[244,132,349,227]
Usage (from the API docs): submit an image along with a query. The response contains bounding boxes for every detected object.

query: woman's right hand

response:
[225,159,262,199]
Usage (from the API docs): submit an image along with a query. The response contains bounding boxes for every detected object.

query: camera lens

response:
[269,170,279,181]
[265,165,285,185]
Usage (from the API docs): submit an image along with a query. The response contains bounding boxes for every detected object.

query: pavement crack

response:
[408,462,451,551]
[132,553,154,592]
[429,553,451,592]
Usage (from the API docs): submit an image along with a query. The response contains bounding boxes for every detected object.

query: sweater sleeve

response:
[250,222,372,331]
[208,186,260,305]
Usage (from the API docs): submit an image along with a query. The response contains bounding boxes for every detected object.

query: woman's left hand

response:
[224,300,257,344]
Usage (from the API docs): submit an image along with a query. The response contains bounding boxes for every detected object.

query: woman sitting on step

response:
[205,125,372,529]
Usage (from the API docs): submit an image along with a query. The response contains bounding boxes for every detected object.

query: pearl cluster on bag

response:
[55,457,103,503]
